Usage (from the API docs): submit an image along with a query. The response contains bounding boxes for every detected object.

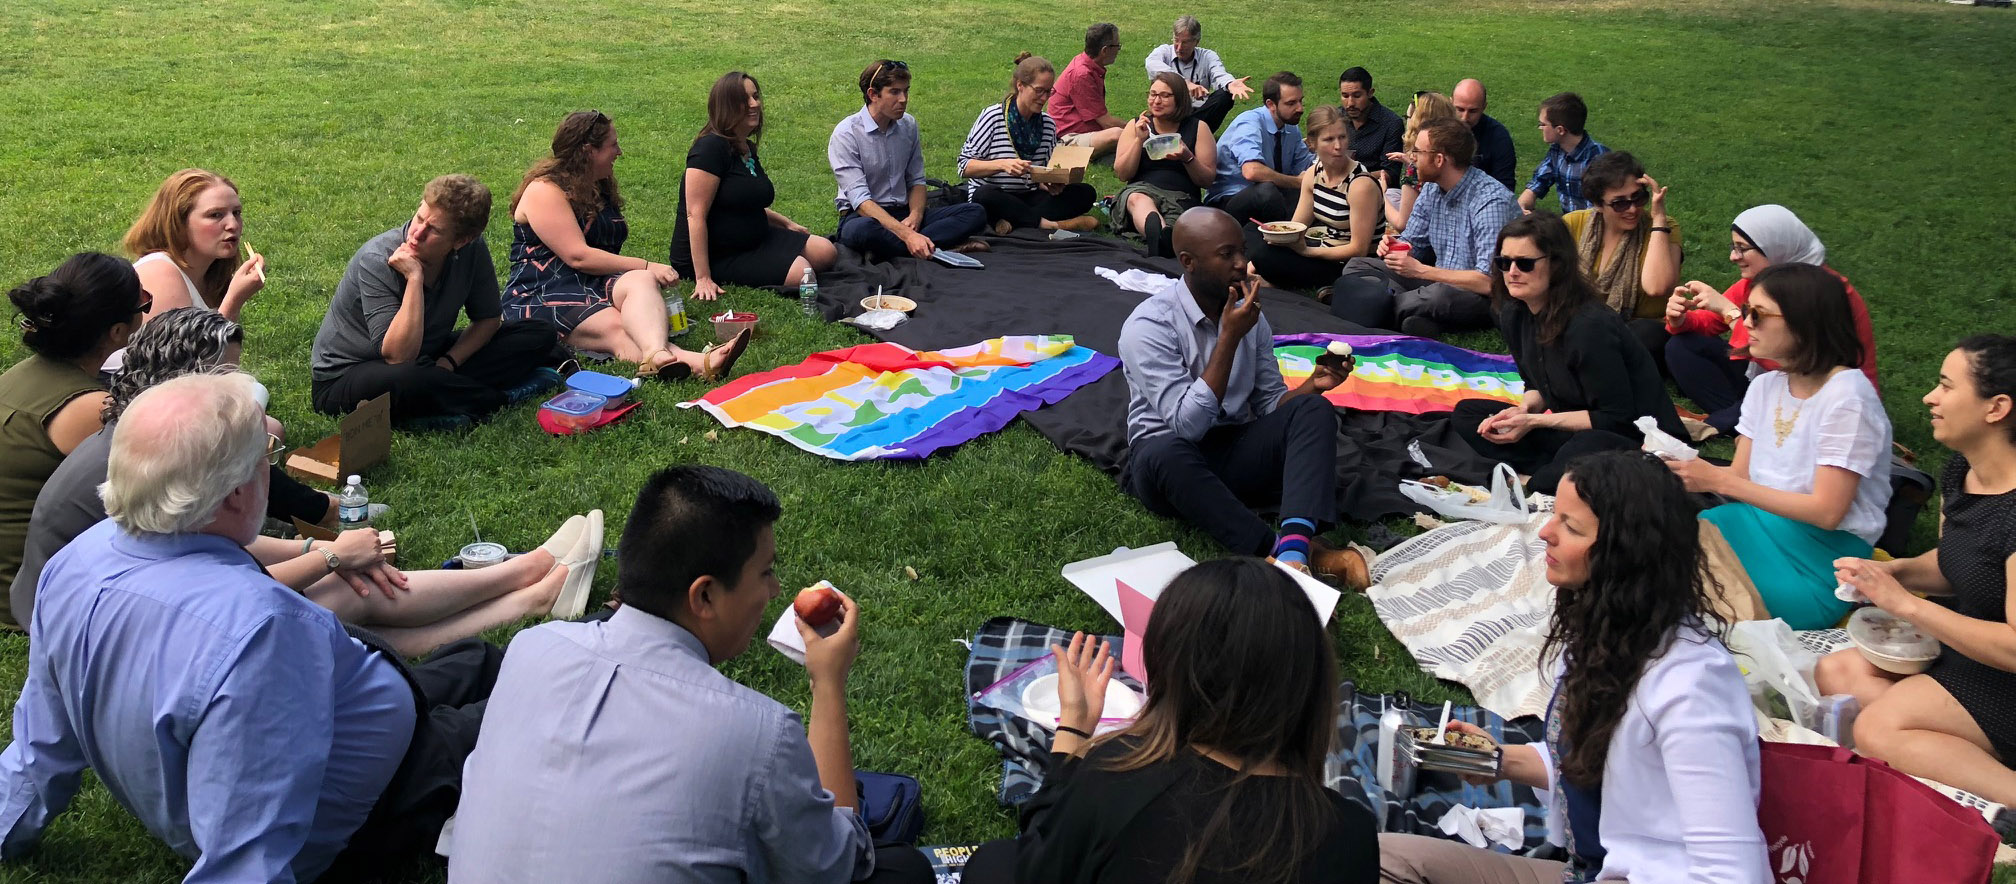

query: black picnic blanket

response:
[807,232,1499,522]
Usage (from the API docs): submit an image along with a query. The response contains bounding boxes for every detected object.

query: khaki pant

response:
[1378,833,1566,884]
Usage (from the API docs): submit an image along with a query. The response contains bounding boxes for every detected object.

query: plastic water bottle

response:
[337,475,370,530]
[798,267,818,317]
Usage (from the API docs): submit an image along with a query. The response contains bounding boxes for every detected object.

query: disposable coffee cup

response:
[459,542,508,569]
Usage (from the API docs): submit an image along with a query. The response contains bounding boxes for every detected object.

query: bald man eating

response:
[1116,207,1370,587]
[1452,79,1518,191]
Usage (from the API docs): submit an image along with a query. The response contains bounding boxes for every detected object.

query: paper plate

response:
[1018,673,1145,726]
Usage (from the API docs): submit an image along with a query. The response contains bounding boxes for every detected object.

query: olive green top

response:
[0,354,103,625]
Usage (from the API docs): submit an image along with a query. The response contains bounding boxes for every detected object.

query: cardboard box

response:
[285,393,390,484]
[1031,144,1093,186]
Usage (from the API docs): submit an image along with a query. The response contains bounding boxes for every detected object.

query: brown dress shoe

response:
[949,239,991,254]
[1309,539,1374,591]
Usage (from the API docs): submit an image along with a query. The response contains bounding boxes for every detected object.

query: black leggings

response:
[970,183,1097,230]
[267,465,333,526]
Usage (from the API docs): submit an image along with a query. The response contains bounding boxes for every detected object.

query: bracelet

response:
[319,549,341,573]
[1055,725,1092,739]
[440,353,460,370]
[302,537,315,555]
[1649,226,1673,234]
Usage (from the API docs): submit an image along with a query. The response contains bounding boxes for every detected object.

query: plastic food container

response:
[566,370,637,409]
[459,542,508,569]
[1143,133,1182,160]
[539,390,607,431]
[711,310,758,343]
[1259,220,1308,246]
[1848,607,1941,675]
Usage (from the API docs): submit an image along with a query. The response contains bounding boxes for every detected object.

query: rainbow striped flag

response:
[1273,333,1525,414]
[681,335,1118,461]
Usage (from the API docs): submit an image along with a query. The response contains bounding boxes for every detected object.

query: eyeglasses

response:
[1730,242,1761,256]
[1493,255,1546,272]
[1146,90,1176,100]
[1405,147,1442,160]
[1740,304,1781,324]
[1601,189,1651,213]
[265,433,287,466]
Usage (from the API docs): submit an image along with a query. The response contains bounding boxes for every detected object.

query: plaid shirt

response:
[1401,166,1520,274]
[1523,134,1610,212]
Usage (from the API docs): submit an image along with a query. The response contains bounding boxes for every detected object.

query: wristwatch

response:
[319,549,341,573]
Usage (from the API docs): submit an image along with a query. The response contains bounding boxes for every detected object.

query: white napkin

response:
[1094,266,1174,294]
[1435,805,1526,850]
[766,581,842,665]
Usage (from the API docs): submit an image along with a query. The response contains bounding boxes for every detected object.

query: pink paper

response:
[1116,579,1155,685]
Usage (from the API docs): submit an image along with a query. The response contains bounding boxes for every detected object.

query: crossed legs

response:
[566,270,730,375]
[308,550,567,657]
[1816,649,2016,804]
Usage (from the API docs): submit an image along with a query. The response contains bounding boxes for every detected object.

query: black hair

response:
[9,252,144,361]
[1337,66,1373,90]
[1581,150,1646,205]
[1540,92,1590,135]
[1750,263,1864,376]
[103,307,244,424]
[1084,22,1119,56]
[1492,212,1601,345]
[1957,334,2016,442]
[614,465,783,621]
[1262,71,1302,105]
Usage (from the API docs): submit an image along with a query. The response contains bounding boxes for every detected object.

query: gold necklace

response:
[1773,388,1807,447]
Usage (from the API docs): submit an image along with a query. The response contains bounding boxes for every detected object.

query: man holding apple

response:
[1117,207,1370,589]
[448,465,931,884]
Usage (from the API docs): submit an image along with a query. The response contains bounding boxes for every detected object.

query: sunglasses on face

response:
[1602,189,1651,213]
[134,290,154,316]
[1740,304,1781,324]
[1493,255,1545,272]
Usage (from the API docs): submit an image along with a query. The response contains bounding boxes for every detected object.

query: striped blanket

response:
[682,335,1117,461]
[1274,333,1524,414]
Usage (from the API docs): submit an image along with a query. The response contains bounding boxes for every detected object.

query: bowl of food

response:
[710,310,759,343]
[859,294,917,314]
[1848,607,1940,675]
[1143,133,1182,161]
[1259,220,1308,246]
[1018,673,1145,727]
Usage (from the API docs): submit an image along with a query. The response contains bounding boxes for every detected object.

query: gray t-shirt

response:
[11,427,111,626]
[310,226,501,381]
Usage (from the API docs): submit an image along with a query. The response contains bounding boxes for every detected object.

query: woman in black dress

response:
[960,558,1379,884]
[1111,72,1218,258]
[1819,334,2016,805]
[673,71,836,302]
[1444,211,1683,494]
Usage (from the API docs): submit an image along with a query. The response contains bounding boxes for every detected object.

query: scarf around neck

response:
[1576,211,1648,316]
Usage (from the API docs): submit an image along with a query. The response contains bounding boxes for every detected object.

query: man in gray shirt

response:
[310,174,561,422]
[830,60,988,261]
[448,466,932,884]
[1143,14,1252,132]
[1117,207,1368,587]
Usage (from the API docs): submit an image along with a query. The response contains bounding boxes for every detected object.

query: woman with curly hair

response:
[1382,451,1769,884]
[505,111,747,381]
[962,557,1379,883]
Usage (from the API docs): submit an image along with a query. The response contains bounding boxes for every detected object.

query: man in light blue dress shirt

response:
[830,59,988,261]
[0,373,495,882]
[449,466,932,884]
[1205,71,1313,224]
[1116,208,1368,586]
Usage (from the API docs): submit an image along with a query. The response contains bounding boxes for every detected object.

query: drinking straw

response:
[468,511,481,545]
[1434,700,1453,742]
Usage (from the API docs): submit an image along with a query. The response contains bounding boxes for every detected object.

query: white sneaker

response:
[549,509,603,620]
[537,514,587,572]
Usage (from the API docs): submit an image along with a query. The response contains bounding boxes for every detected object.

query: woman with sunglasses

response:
[1665,263,1892,629]
[1663,204,1876,435]
[1112,72,1217,257]
[1244,104,1382,292]
[1560,151,1680,363]
[0,253,146,628]
[957,53,1102,235]
[1445,213,1682,494]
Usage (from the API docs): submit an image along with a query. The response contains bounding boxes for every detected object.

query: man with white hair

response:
[0,372,498,881]
[1143,14,1252,132]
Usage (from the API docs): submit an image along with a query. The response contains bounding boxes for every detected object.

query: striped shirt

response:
[958,101,1057,195]
[1310,163,1375,232]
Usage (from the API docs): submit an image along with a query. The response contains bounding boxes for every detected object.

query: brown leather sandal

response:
[635,349,692,383]
[697,327,753,382]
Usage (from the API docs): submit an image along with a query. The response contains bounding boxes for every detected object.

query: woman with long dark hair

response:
[962,557,1378,884]
[672,72,836,301]
[1383,451,1769,883]
[505,111,746,381]
[1446,212,1682,493]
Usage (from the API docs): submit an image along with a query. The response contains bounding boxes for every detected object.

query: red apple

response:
[793,585,843,628]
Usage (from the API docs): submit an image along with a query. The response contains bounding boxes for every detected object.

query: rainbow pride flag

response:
[1273,333,1524,414]
[681,335,1118,460]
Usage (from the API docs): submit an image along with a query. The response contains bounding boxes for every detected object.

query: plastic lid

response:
[565,370,634,399]
[1848,607,1940,661]
[540,390,607,417]
[346,475,360,485]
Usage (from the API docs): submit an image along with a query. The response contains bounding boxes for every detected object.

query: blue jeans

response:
[836,203,988,259]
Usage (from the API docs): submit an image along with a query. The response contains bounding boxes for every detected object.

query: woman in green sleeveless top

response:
[0,253,147,627]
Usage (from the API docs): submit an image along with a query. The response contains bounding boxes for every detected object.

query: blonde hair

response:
[102,372,266,536]
[122,169,241,303]
[1301,105,1350,153]
[1402,92,1459,151]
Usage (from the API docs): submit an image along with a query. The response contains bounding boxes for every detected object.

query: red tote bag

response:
[1758,741,1998,884]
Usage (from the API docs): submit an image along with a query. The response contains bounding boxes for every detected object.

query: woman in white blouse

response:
[1382,450,1769,884]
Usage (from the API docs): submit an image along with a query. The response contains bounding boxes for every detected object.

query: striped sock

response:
[1272,517,1317,567]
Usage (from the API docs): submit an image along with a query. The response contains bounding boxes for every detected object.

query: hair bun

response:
[1014,51,1032,65]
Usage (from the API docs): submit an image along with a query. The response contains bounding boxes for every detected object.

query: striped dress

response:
[958,102,1056,197]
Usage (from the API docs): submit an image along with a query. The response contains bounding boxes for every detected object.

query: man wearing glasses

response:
[1330,119,1519,337]
[1049,23,1127,157]
[830,59,990,260]
[1144,15,1252,132]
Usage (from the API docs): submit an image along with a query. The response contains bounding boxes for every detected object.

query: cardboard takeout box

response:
[285,393,389,484]
[1032,144,1093,186]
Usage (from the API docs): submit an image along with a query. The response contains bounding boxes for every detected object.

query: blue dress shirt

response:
[829,106,927,214]
[448,606,874,884]
[1118,274,1287,445]
[0,519,414,883]
[1400,166,1521,275]
[1207,106,1315,204]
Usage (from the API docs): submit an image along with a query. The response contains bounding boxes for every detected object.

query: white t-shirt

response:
[1735,368,1893,543]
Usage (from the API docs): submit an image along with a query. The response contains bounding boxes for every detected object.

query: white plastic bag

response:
[1399,462,1530,525]
[1726,619,1824,730]
[1636,415,1698,461]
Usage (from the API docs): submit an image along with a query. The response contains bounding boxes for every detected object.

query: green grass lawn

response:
[3,0,2015,879]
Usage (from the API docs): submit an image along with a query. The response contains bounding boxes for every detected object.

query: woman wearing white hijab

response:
[1661,204,1879,435]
